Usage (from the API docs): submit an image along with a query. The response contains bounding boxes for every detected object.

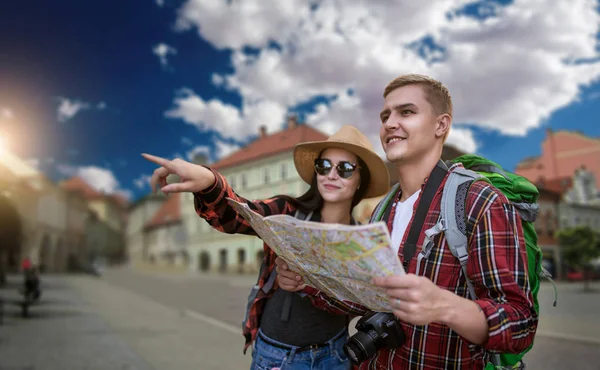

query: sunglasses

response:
[314,158,360,179]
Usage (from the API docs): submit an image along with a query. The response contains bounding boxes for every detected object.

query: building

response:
[515,129,600,191]
[0,150,74,274]
[125,193,166,265]
[182,117,328,273]
[142,193,189,267]
[61,177,128,264]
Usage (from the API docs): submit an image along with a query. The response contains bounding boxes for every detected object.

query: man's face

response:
[379,84,440,165]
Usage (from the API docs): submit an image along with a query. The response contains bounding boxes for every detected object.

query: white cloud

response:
[116,189,133,201]
[165,88,286,140]
[173,0,600,154]
[1,108,14,120]
[134,174,152,189]
[181,137,193,146]
[58,164,128,195]
[156,0,165,7]
[186,135,242,163]
[153,43,177,68]
[186,145,210,162]
[57,97,106,122]
[214,137,241,159]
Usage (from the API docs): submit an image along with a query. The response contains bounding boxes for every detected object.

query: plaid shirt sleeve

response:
[193,167,293,232]
[466,181,538,353]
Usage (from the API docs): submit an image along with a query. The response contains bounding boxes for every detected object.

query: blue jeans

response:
[250,328,352,370]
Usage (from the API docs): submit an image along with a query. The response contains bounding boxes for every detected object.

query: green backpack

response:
[371,154,557,369]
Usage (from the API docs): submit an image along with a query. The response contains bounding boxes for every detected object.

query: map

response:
[226,198,405,312]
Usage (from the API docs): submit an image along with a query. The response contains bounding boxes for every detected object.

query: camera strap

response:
[401,160,448,271]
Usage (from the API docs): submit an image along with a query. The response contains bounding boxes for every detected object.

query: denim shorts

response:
[250,328,351,370]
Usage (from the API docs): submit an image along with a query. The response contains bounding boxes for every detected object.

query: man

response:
[277,74,538,369]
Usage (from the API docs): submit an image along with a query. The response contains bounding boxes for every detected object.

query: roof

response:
[213,124,329,170]
[60,176,103,199]
[535,177,573,195]
[60,176,128,209]
[515,156,540,169]
[143,193,181,230]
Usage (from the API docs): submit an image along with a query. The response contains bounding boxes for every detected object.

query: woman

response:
[142,125,389,370]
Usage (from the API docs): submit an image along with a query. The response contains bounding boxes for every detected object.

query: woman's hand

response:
[275,257,306,292]
[142,153,216,194]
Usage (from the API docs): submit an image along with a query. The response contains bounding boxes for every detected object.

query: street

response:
[0,268,599,370]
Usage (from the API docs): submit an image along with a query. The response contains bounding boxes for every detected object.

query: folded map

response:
[226,198,406,312]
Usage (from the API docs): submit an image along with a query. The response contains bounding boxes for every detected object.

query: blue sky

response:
[0,0,598,201]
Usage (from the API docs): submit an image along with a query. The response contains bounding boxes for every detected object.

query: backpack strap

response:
[280,209,313,321]
[435,167,484,301]
[438,170,505,367]
[402,161,448,271]
[370,183,400,223]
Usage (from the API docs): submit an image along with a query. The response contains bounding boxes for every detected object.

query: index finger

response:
[142,153,176,170]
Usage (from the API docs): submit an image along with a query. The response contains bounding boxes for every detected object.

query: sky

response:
[0,0,599,202]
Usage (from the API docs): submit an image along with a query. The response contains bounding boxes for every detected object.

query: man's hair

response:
[383,74,453,118]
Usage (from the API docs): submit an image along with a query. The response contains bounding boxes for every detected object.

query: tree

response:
[558,226,599,292]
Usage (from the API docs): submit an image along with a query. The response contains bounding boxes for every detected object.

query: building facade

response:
[515,129,600,191]
[143,193,189,266]
[125,194,165,265]
[0,150,77,273]
[61,176,128,264]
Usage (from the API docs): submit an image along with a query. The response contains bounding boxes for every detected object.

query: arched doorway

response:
[218,248,228,273]
[0,194,22,284]
[237,248,246,274]
[198,251,210,272]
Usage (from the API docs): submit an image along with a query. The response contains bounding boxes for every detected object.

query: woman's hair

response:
[276,152,371,214]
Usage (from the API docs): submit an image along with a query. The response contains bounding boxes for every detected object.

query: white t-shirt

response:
[390,189,421,254]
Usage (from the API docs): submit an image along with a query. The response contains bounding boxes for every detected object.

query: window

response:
[281,163,287,180]
[230,175,236,189]
[241,174,247,188]
[264,168,270,184]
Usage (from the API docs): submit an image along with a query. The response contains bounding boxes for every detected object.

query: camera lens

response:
[343,330,379,365]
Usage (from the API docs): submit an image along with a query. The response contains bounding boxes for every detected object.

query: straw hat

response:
[293,125,390,198]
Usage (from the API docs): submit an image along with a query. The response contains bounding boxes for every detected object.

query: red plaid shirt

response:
[193,168,367,354]
[356,163,538,369]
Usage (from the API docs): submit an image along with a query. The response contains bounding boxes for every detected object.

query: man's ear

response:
[435,114,451,139]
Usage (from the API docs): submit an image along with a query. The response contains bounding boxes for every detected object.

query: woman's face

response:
[315,148,362,206]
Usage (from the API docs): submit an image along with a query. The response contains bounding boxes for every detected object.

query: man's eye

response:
[401,110,413,116]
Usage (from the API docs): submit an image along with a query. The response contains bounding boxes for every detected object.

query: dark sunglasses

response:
[314,158,360,179]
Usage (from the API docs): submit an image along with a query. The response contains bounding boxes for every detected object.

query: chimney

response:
[259,125,267,137]
[287,114,298,129]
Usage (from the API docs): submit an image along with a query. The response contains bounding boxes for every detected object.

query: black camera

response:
[343,312,406,365]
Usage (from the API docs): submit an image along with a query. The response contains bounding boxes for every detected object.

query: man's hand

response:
[275,257,306,292]
[373,274,451,326]
[141,153,216,194]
